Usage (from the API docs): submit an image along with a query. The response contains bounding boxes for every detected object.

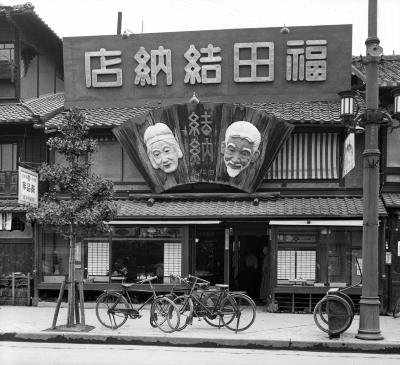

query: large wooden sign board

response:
[113,102,293,193]
[64,25,352,108]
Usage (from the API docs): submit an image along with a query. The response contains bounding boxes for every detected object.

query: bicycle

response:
[313,257,362,337]
[95,276,180,333]
[170,274,256,333]
[393,295,400,318]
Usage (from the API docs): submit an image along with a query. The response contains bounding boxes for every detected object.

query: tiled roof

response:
[0,200,27,213]
[47,99,344,129]
[0,103,32,123]
[23,93,65,118]
[0,93,64,124]
[47,105,152,129]
[382,193,400,208]
[352,55,400,87]
[115,196,387,219]
[0,3,63,70]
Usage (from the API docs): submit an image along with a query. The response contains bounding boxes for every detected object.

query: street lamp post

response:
[339,0,400,340]
[356,0,383,341]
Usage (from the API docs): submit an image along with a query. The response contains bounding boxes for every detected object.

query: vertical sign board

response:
[18,166,38,208]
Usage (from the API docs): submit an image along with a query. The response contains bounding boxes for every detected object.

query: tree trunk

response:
[67,224,76,326]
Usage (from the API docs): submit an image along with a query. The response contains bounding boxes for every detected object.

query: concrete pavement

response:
[1,304,400,353]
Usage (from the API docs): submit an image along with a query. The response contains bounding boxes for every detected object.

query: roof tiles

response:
[352,55,400,87]
[0,93,65,124]
[382,193,400,208]
[115,196,387,219]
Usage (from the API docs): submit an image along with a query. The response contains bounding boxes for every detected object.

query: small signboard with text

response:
[18,166,38,208]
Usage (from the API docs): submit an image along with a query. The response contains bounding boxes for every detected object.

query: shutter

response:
[267,133,339,180]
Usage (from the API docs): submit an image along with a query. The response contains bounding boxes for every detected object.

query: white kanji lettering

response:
[184,45,201,85]
[85,48,122,88]
[184,44,222,85]
[234,42,274,83]
[151,46,172,86]
[286,40,327,82]
[134,47,151,86]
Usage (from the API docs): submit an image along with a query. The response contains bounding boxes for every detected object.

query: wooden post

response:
[67,224,76,326]
[52,276,67,329]
[27,272,31,306]
[11,272,15,305]
[74,281,80,324]
[78,281,86,326]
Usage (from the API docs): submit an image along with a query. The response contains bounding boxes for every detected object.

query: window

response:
[110,226,183,283]
[0,143,18,195]
[88,241,109,276]
[0,43,14,81]
[0,143,17,170]
[267,133,339,180]
[386,128,400,167]
[277,249,316,280]
[91,141,143,182]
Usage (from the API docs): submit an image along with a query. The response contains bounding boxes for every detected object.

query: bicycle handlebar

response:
[187,274,210,286]
[136,276,158,284]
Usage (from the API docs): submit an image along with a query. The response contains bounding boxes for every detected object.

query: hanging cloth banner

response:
[1,212,12,230]
[343,133,355,177]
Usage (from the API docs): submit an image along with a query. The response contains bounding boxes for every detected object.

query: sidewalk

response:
[1,304,400,353]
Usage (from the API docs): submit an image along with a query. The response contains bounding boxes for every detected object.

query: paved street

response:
[1,342,400,365]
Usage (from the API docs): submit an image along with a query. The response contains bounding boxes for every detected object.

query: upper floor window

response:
[267,132,339,180]
[386,128,400,168]
[0,143,17,171]
[0,43,15,81]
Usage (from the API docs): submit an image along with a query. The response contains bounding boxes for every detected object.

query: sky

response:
[2,0,400,56]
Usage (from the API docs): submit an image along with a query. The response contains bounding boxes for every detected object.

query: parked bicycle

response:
[95,276,180,332]
[313,257,362,337]
[170,274,256,333]
[393,295,400,318]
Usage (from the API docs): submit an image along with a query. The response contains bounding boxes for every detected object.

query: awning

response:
[269,220,363,226]
[115,196,387,220]
[109,220,221,225]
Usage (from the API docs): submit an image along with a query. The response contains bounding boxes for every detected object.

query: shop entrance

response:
[230,232,270,303]
[193,226,225,285]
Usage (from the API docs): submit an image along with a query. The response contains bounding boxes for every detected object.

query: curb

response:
[1,331,400,354]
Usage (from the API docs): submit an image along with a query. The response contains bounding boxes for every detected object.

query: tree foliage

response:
[26,108,118,238]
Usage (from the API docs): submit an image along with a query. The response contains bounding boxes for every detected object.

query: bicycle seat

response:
[122,283,135,288]
[215,284,229,290]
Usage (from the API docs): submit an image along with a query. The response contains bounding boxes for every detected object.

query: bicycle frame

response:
[105,276,160,317]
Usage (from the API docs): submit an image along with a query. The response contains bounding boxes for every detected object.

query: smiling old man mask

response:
[221,121,261,178]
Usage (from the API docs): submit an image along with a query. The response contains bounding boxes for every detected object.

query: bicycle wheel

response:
[393,297,400,318]
[173,295,194,331]
[313,297,329,333]
[150,296,180,333]
[313,295,353,335]
[202,292,233,328]
[95,292,130,329]
[220,293,256,332]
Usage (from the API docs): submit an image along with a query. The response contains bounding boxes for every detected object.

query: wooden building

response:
[2,4,399,313]
[0,3,63,286]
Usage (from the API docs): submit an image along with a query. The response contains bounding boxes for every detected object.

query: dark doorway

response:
[193,226,224,285]
[231,234,269,303]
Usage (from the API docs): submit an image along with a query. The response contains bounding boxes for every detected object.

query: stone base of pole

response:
[355,296,384,340]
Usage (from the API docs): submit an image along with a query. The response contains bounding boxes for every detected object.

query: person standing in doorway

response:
[243,248,259,299]
[259,245,270,303]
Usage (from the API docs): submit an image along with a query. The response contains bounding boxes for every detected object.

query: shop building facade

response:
[2,6,398,313]
[0,4,63,285]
